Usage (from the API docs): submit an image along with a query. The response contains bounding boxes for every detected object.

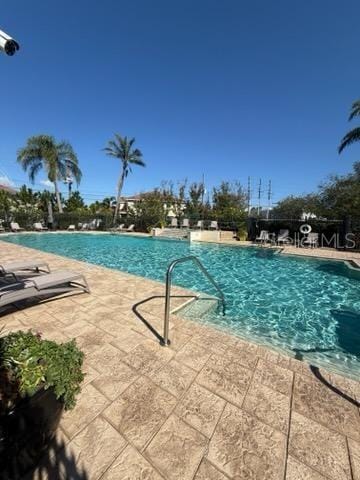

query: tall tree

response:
[17,135,81,213]
[339,100,360,153]
[103,134,145,223]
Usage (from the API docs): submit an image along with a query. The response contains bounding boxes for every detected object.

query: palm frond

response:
[349,100,360,121]
[338,127,360,153]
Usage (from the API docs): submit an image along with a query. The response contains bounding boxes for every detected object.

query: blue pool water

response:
[2,233,360,378]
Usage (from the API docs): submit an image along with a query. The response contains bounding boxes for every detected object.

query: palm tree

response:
[17,135,81,213]
[103,134,145,223]
[339,100,360,153]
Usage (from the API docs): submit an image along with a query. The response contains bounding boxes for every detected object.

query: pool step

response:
[157,228,189,240]
[176,294,219,319]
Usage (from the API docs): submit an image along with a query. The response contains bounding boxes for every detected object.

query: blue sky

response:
[1,0,359,207]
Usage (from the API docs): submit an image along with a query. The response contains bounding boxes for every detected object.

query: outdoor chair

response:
[303,232,319,248]
[67,225,76,231]
[209,221,218,230]
[255,230,270,244]
[110,224,125,232]
[0,270,90,309]
[34,222,48,231]
[181,218,189,228]
[277,229,291,245]
[10,222,24,232]
[0,260,50,280]
[126,224,135,232]
[170,218,178,228]
[194,220,204,229]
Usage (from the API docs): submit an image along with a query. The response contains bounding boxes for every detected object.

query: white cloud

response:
[0,175,15,187]
[40,179,54,189]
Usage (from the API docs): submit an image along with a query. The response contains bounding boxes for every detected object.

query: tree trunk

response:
[54,181,63,214]
[113,170,125,225]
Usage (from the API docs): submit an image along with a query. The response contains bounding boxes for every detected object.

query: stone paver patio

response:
[0,240,359,480]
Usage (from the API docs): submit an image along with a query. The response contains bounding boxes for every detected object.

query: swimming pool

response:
[2,233,360,378]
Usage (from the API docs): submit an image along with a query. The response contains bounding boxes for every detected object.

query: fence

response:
[247,217,353,249]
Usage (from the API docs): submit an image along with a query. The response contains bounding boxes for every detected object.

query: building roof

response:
[0,184,16,194]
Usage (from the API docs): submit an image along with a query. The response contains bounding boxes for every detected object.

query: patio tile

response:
[194,459,228,480]
[110,328,148,353]
[174,340,211,372]
[293,374,360,441]
[75,327,114,355]
[197,354,253,406]
[168,327,193,351]
[191,332,228,355]
[348,438,360,480]
[256,345,279,363]
[148,359,196,398]
[86,343,126,372]
[243,380,290,433]
[207,403,286,479]
[253,358,294,396]
[103,376,176,450]
[63,318,95,338]
[60,416,127,480]
[223,343,258,369]
[175,383,226,438]
[92,360,139,400]
[61,384,110,439]
[102,444,163,480]
[122,339,174,376]
[145,414,208,480]
[81,361,100,386]
[289,411,351,480]
[286,456,327,479]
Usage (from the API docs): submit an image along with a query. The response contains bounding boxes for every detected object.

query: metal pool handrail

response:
[162,256,226,346]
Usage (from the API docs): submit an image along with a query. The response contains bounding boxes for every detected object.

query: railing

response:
[162,256,226,346]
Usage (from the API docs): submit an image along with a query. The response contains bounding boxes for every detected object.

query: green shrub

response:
[0,330,84,411]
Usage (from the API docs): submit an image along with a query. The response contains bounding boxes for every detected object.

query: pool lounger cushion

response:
[0,270,90,308]
[0,260,50,276]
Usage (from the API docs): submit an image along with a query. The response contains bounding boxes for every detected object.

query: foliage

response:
[103,134,145,222]
[128,189,170,230]
[0,330,84,411]
[272,162,360,220]
[17,135,82,213]
[212,181,247,223]
[64,191,86,212]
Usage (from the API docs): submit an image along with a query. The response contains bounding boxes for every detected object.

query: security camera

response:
[0,29,19,56]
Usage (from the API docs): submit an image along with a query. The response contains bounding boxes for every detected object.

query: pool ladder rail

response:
[162,255,226,346]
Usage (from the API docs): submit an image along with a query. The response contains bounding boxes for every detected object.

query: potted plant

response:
[0,330,84,478]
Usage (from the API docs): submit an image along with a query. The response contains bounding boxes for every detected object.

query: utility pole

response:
[247,176,251,216]
[257,178,262,216]
[266,180,272,220]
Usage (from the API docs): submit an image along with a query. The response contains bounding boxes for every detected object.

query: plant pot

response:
[0,386,64,479]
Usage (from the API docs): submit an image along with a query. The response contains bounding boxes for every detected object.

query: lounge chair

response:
[81,223,89,230]
[170,218,178,228]
[255,230,270,244]
[277,229,291,245]
[194,220,204,230]
[10,222,24,232]
[209,221,218,230]
[0,270,90,309]
[110,224,125,232]
[303,232,319,248]
[0,260,50,279]
[67,225,76,231]
[181,218,189,229]
[126,224,135,232]
[34,222,48,231]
